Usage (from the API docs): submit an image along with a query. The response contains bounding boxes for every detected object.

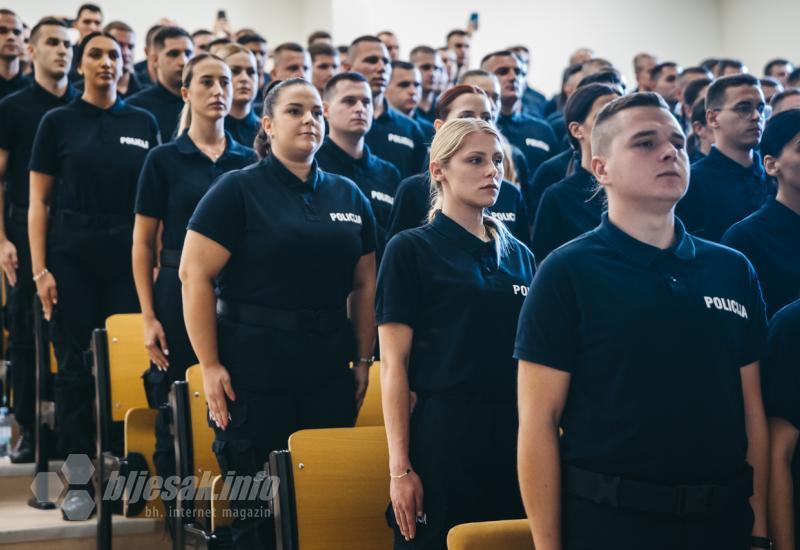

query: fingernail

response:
[164,349,170,356]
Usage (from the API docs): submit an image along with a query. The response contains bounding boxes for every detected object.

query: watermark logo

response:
[30,454,96,520]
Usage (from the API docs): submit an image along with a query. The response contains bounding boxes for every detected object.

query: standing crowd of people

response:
[0,3,799,550]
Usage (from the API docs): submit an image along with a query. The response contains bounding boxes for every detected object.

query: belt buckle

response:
[674,484,716,516]
[299,310,320,332]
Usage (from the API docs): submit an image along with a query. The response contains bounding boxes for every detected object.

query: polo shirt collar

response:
[154,82,183,104]
[175,130,253,160]
[322,136,373,168]
[265,154,320,192]
[375,98,394,123]
[73,96,126,115]
[706,145,764,179]
[765,197,800,231]
[431,211,497,258]
[30,80,77,103]
[596,212,696,268]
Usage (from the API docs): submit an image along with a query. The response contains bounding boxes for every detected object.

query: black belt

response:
[53,209,132,228]
[160,249,181,269]
[217,299,348,333]
[7,203,28,225]
[563,465,753,517]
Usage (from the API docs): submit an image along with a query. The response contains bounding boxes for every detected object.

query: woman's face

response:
[226,51,258,106]
[79,35,122,91]
[184,58,232,122]
[770,133,800,191]
[433,132,504,211]
[443,93,493,124]
[263,84,325,160]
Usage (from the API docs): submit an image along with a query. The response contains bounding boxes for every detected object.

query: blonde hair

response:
[176,53,227,136]
[215,43,257,64]
[427,118,514,257]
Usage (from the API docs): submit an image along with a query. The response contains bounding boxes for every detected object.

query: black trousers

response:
[387,393,524,550]
[48,221,138,458]
[562,489,754,549]
[211,316,358,550]
[5,215,35,431]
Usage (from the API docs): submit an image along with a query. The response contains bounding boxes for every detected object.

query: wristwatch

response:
[751,536,773,549]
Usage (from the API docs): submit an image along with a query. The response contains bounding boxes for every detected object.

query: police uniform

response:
[531,167,604,263]
[365,99,428,178]
[722,197,800,318]
[677,146,774,242]
[134,130,255,514]
[496,111,558,179]
[386,172,530,246]
[521,85,547,118]
[377,212,535,549]
[29,97,159,460]
[415,97,436,123]
[528,149,579,223]
[514,213,767,549]
[316,137,401,256]
[412,111,436,142]
[761,299,800,550]
[127,83,183,142]
[0,81,77,458]
[187,154,376,549]
[224,110,260,150]
[133,59,153,88]
[0,72,30,100]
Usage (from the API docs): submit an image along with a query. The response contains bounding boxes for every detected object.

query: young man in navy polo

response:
[0,9,28,99]
[677,74,772,242]
[385,61,434,141]
[128,26,194,141]
[409,45,444,123]
[516,93,770,550]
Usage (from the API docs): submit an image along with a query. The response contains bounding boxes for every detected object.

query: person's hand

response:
[354,362,370,410]
[390,470,424,541]
[143,315,169,371]
[0,239,18,286]
[35,271,57,321]
[203,363,236,430]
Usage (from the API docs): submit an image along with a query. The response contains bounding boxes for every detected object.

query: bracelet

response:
[32,268,49,282]
[390,468,412,480]
[355,356,375,367]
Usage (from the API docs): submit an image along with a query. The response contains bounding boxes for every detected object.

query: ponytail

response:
[177,102,191,136]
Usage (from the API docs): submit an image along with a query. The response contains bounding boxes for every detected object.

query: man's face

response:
[324,79,373,136]
[311,53,340,94]
[708,85,766,150]
[412,51,444,95]
[463,75,501,121]
[193,33,213,53]
[244,40,268,77]
[31,25,72,79]
[108,29,135,74]
[0,14,23,61]
[653,66,680,106]
[768,62,794,87]
[155,36,194,91]
[438,48,456,85]
[636,56,657,91]
[594,107,689,208]
[761,83,780,105]
[773,94,800,116]
[74,8,102,39]
[379,33,399,61]
[385,67,421,115]
[483,55,522,103]
[272,49,311,82]
[448,34,470,66]
[349,41,391,97]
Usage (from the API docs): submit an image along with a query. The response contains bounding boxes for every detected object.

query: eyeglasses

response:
[713,103,769,119]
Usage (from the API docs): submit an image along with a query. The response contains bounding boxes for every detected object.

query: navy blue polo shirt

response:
[0,81,77,207]
[677,146,774,242]
[188,154,376,311]
[521,86,547,118]
[365,99,428,178]
[531,167,605,264]
[316,137,401,254]
[415,97,436,123]
[722,198,800,318]
[545,110,567,147]
[385,172,531,247]
[133,60,153,88]
[127,83,183,142]
[497,111,557,177]
[29,97,159,217]
[515,213,768,484]
[377,211,535,395]
[73,72,147,99]
[0,72,30,100]
[224,110,260,150]
[527,149,577,224]
[135,131,256,251]
[412,111,435,142]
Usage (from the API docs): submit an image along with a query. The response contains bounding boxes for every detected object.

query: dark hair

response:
[391,60,415,72]
[759,77,781,90]
[254,78,317,158]
[77,31,119,65]
[237,33,266,46]
[410,45,436,59]
[680,66,713,80]
[377,30,396,38]
[76,3,102,18]
[788,68,800,87]
[309,42,337,61]
[336,45,349,56]
[480,50,513,68]
[307,30,332,46]
[761,108,800,159]
[690,98,708,126]
[208,37,232,49]
[153,26,191,52]
[348,35,382,60]
[564,83,621,151]
[458,69,492,84]
[683,77,712,109]
[323,71,367,99]
[446,29,467,41]
[145,25,164,48]
[593,92,672,153]
[717,58,745,75]
[705,73,760,110]
[0,8,18,18]
[556,63,585,109]
[577,68,625,92]
[30,16,69,44]
[508,44,529,54]
[104,20,133,34]
[435,84,489,120]
[191,29,213,39]
[650,61,679,82]
[700,58,719,71]
[274,42,304,56]
[771,88,800,111]
[764,58,793,77]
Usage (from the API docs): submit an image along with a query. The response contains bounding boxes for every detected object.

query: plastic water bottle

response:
[0,407,11,458]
